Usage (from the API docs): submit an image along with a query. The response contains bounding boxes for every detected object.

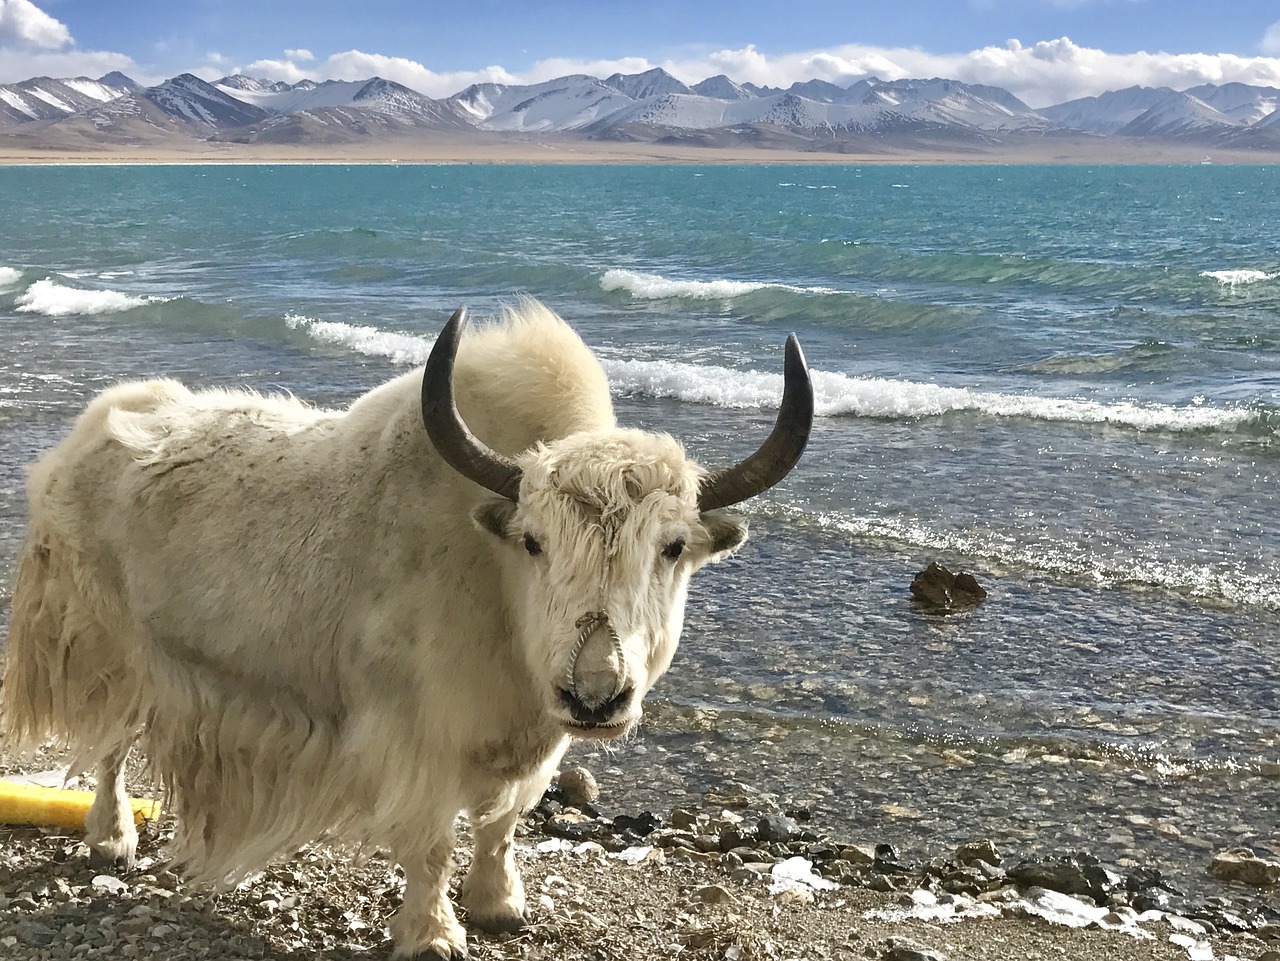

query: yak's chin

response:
[560,716,638,741]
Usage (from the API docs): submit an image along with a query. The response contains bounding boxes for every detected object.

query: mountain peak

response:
[602,67,690,100]
[97,71,139,92]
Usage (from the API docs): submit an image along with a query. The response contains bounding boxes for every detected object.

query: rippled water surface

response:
[1,163,1278,891]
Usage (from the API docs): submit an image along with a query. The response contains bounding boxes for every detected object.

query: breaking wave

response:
[284,313,435,366]
[284,315,1265,437]
[0,266,23,288]
[14,278,172,317]
[600,268,836,301]
[1200,269,1276,286]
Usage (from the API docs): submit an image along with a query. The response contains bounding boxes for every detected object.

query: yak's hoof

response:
[87,842,137,871]
[468,910,527,935]
[399,947,468,961]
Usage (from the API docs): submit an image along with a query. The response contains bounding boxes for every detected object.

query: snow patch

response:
[0,89,38,118]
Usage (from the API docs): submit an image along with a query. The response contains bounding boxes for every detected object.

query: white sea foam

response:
[0,266,22,288]
[14,278,168,317]
[600,268,835,301]
[285,313,436,366]
[1200,268,1276,286]
[608,359,1251,433]
[284,316,1255,438]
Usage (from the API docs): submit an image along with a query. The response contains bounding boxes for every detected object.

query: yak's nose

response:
[557,685,634,727]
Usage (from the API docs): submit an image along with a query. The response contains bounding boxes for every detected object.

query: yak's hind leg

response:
[460,805,527,934]
[389,827,468,960]
[84,743,138,869]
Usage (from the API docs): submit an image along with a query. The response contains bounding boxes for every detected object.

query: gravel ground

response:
[1,746,1278,961]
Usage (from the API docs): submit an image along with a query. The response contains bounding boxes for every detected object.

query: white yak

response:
[1,299,812,959]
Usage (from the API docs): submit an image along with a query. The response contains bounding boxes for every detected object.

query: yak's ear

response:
[698,510,749,563]
[472,498,519,541]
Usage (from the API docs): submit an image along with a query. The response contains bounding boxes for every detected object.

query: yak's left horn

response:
[421,307,524,501]
[697,334,814,511]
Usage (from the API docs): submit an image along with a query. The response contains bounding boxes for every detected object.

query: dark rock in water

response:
[910,561,987,612]
[1009,853,1120,904]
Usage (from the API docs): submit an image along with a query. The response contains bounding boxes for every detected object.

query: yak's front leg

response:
[460,804,527,934]
[84,744,138,869]
[390,828,467,960]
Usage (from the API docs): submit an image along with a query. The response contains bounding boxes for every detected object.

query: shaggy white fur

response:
[2,299,750,959]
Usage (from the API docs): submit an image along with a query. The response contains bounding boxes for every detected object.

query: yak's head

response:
[422,308,813,740]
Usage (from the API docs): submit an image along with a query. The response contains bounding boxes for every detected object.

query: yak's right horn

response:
[421,307,524,501]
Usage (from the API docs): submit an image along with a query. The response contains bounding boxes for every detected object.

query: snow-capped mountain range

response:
[2,66,1279,151]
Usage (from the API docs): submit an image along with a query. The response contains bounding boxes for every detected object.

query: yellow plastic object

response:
[0,779,161,829]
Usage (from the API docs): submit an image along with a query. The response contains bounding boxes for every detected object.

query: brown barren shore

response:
[2,133,1280,165]
[1,749,1277,961]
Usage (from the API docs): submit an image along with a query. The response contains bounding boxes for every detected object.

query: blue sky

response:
[4,0,1280,106]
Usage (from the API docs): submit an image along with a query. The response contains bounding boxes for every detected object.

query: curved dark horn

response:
[697,334,814,511]
[421,307,523,501]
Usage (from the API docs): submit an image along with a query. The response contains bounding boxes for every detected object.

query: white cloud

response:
[241,49,516,96]
[0,47,137,83]
[522,55,653,83]
[0,0,69,48]
[0,0,147,84]
[1263,20,1280,56]
[284,48,314,62]
[232,40,1280,107]
[649,38,1280,107]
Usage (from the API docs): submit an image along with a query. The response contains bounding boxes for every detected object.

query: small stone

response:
[839,845,877,865]
[91,875,130,895]
[1208,848,1280,886]
[670,809,701,830]
[757,814,802,844]
[557,767,600,807]
[773,886,815,905]
[881,936,948,961]
[17,921,59,947]
[691,884,737,905]
[955,839,1002,867]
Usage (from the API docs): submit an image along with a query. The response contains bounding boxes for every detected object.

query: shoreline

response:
[2,137,1280,166]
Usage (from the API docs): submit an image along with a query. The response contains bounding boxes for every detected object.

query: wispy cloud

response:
[1263,20,1280,57]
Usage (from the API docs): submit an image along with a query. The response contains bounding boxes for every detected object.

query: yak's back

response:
[452,299,616,457]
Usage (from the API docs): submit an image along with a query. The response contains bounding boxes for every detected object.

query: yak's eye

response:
[523,533,543,557]
[661,537,686,561]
